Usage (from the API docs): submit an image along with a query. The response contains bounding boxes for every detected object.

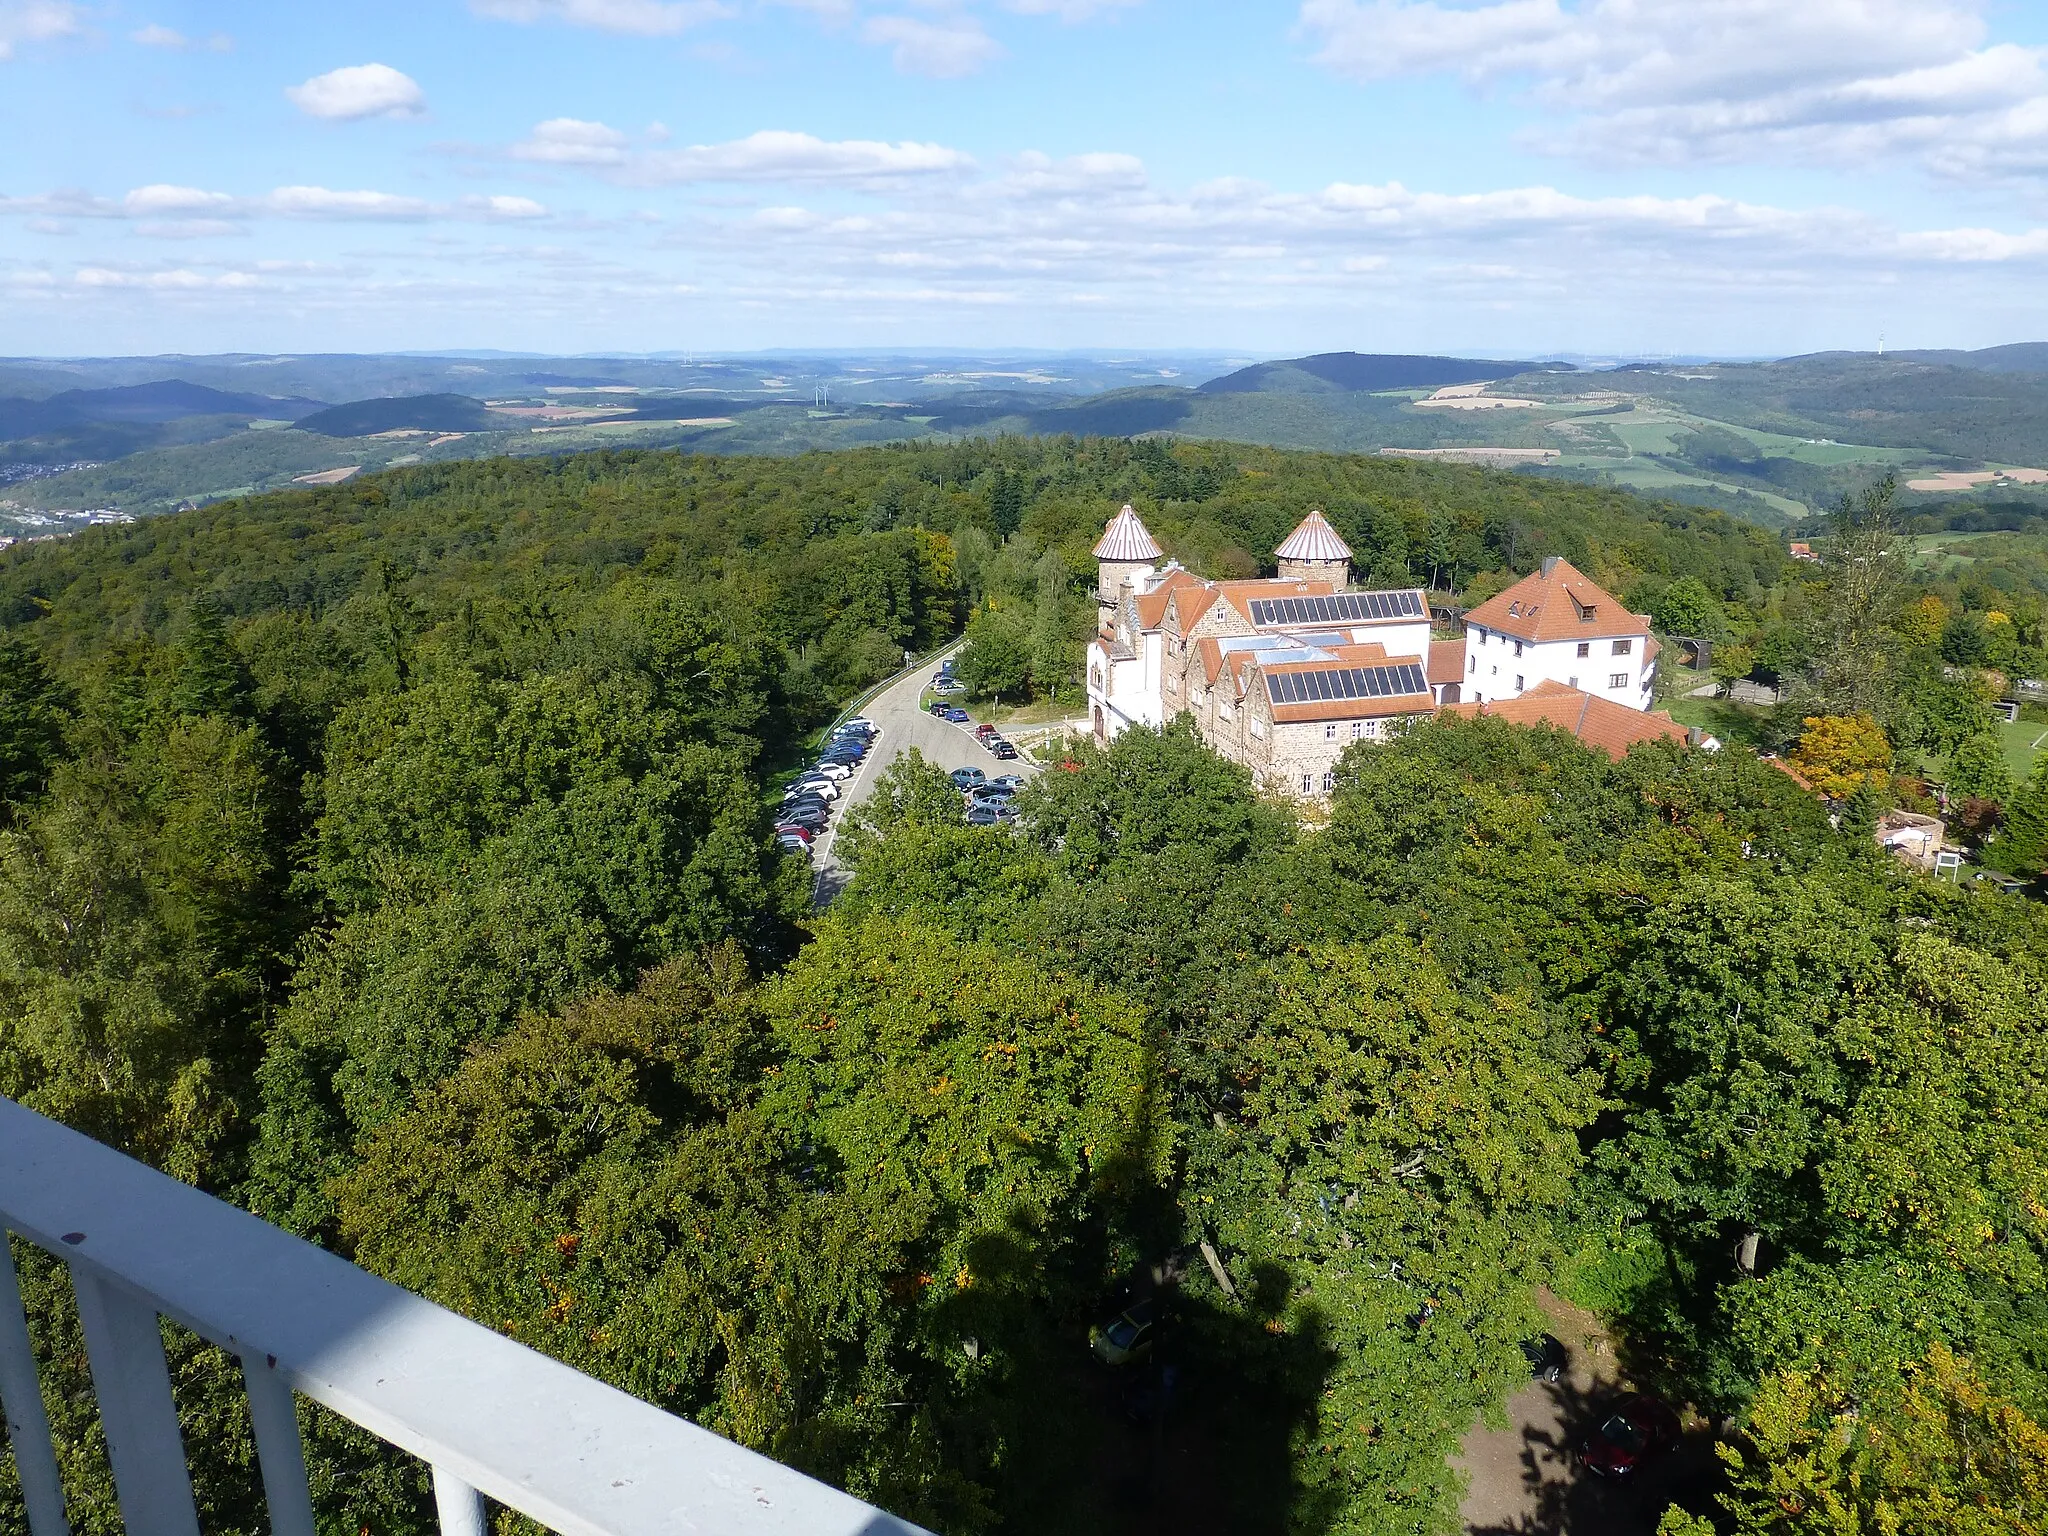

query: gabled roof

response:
[1463,556,1649,643]
[1133,566,1204,630]
[1445,680,1689,761]
[1093,504,1164,562]
[1275,508,1353,563]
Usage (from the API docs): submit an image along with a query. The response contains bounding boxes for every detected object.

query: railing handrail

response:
[0,1097,929,1536]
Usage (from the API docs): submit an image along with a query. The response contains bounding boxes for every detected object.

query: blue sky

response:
[4,0,2048,356]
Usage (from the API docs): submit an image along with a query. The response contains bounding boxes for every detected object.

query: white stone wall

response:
[1461,623,1655,711]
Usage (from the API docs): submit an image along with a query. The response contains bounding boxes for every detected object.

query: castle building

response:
[1082,507,1679,798]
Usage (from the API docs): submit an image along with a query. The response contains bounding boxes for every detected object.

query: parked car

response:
[775,833,812,857]
[964,804,1003,826]
[1089,1297,1156,1366]
[990,741,1019,760]
[1579,1395,1681,1479]
[810,761,854,781]
[821,739,867,758]
[973,723,999,740]
[830,725,874,743]
[786,777,838,801]
[968,783,1015,802]
[928,699,954,716]
[943,707,971,724]
[781,795,831,820]
[841,717,877,733]
[778,808,827,832]
[931,678,965,695]
[1521,1334,1567,1384]
[950,766,987,789]
[991,774,1026,791]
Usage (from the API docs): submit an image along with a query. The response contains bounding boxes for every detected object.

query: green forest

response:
[2,437,2046,1536]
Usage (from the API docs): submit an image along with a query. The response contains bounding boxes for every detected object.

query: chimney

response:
[1541,555,1561,576]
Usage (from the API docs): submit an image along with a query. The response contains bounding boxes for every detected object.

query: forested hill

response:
[13,438,2045,1535]
[2,436,1789,662]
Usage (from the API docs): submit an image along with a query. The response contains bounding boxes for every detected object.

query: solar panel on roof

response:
[1248,591,1424,627]
[1264,662,1428,705]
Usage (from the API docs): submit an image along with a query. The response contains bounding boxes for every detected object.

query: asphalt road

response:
[808,649,1039,901]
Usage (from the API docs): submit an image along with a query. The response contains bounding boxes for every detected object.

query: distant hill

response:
[0,380,325,439]
[1889,343,2048,375]
[1199,352,1551,395]
[297,394,501,437]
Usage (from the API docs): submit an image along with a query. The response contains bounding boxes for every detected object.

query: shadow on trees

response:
[1463,1369,1723,1536]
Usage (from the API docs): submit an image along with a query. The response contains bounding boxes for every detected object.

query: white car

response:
[840,717,878,733]
[786,778,839,801]
[811,761,855,781]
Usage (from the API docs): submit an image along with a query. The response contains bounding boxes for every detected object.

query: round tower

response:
[1275,507,1353,588]
[1093,503,1164,626]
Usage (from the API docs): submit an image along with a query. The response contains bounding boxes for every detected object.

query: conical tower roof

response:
[1093,503,1164,561]
[1275,507,1352,563]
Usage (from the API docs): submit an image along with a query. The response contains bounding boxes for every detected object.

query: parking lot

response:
[791,650,1048,902]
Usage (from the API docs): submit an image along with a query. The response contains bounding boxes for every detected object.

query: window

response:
[1468,656,1476,674]
[1301,774,1314,793]
[1249,716,1266,739]
[1567,675,1578,688]
[1576,641,1590,658]
[1513,640,1523,657]
[1515,675,1525,691]
[1325,723,1338,740]
[1321,771,1335,792]
[1490,665,1498,676]
[1612,638,1633,656]
[1610,672,1629,689]
[1351,721,1365,740]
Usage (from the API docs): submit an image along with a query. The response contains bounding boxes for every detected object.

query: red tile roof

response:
[1427,637,1466,686]
[1444,680,1690,761]
[1463,557,1650,644]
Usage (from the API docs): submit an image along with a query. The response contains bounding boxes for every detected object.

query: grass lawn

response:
[1663,692,1775,749]
[1994,716,2048,778]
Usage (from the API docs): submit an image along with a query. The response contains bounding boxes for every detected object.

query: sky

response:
[4,0,2048,357]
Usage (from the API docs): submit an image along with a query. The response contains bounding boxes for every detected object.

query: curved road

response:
[809,648,1044,901]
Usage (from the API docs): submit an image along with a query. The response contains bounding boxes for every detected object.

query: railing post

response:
[70,1268,200,1536]
[433,1465,487,1536]
[240,1349,316,1536]
[0,1235,69,1536]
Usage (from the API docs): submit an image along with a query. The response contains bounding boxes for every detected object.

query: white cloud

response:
[637,128,976,182]
[130,23,232,50]
[1002,0,1142,18]
[512,117,632,165]
[1296,0,2048,184]
[471,0,731,34]
[862,14,1003,77]
[465,194,550,218]
[74,266,262,290]
[123,184,236,215]
[285,63,426,122]
[0,0,78,60]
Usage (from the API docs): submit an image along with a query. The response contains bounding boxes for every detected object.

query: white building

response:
[1450,555,1659,712]
[1082,510,1690,797]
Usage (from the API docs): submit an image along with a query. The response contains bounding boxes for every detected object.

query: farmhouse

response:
[1084,505,1675,797]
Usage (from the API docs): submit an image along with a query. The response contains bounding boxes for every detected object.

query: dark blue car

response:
[943,707,970,723]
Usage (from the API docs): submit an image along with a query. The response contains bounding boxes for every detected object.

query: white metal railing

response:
[0,1096,932,1536]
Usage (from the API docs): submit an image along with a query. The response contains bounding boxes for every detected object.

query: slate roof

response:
[1093,504,1164,561]
[1274,508,1353,563]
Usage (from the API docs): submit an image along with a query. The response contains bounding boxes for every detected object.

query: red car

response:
[1579,1395,1681,1478]
[772,822,815,844]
